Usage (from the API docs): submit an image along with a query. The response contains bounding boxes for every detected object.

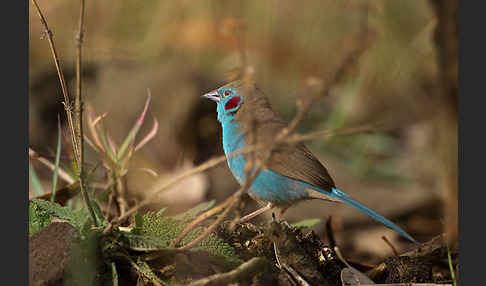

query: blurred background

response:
[29,0,457,263]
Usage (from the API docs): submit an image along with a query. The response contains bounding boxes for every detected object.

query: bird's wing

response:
[253,120,336,193]
[232,84,336,193]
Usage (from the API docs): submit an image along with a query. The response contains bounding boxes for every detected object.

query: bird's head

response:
[202,81,246,123]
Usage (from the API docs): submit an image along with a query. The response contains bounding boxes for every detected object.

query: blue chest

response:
[221,119,247,183]
[220,117,309,204]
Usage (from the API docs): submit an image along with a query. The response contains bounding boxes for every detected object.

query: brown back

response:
[227,80,336,192]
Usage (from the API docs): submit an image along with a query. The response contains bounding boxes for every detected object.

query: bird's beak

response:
[202,90,220,102]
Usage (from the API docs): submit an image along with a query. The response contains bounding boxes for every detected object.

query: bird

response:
[202,79,417,243]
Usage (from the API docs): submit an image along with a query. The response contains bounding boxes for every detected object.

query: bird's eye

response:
[224,90,231,97]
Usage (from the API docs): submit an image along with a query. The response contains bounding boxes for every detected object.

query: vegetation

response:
[29,0,457,285]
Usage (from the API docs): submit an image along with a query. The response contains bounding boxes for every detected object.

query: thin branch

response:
[74,0,98,226]
[170,194,236,247]
[31,0,80,164]
[174,157,265,248]
[29,148,75,185]
[31,0,98,226]
[325,216,336,249]
[281,264,311,286]
[75,0,85,163]
[113,154,229,223]
[187,257,268,286]
[382,235,399,256]
[177,194,239,250]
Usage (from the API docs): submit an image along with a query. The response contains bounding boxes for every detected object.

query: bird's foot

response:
[280,220,292,229]
[271,211,292,229]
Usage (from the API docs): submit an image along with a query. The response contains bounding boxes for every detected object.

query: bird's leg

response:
[239,202,274,223]
[272,205,292,228]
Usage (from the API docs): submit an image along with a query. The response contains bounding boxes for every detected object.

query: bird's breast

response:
[221,120,247,183]
[220,119,310,205]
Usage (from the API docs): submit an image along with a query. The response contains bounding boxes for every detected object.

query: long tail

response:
[327,187,418,244]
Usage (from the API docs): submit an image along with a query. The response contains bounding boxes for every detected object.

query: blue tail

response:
[329,188,418,244]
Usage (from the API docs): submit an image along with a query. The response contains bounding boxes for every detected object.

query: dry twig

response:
[30,0,79,162]
[73,0,98,226]
[382,236,399,256]
[187,257,269,286]
[29,148,75,185]
[31,0,98,226]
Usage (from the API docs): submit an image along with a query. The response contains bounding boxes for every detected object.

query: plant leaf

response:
[134,257,164,284]
[98,120,117,163]
[132,212,144,235]
[447,241,457,286]
[133,168,159,177]
[29,199,52,236]
[133,204,240,264]
[91,199,109,228]
[29,199,93,236]
[291,218,321,229]
[117,91,151,161]
[120,232,170,251]
[134,117,159,152]
[107,134,118,154]
[86,104,107,152]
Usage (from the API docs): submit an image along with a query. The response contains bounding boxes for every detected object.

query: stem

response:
[31,0,98,226]
[75,0,98,227]
[31,0,80,162]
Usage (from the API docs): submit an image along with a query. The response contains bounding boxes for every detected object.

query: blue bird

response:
[203,79,417,243]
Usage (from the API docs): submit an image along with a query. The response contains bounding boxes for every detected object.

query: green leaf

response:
[29,199,93,236]
[291,218,321,229]
[117,93,151,161]
[131,212,144,235]
[91,199,109,228]
[130,202,240,264]
[447,242,457,286]
[134,257,164,284]
[120,232,170,251]
[133,212,184,247]
[29,200,52,236]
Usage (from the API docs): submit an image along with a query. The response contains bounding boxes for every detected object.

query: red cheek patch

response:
[224,96,241,110]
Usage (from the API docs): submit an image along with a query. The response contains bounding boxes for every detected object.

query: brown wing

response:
[232,82,336,192]
[255,120,336,192]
